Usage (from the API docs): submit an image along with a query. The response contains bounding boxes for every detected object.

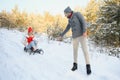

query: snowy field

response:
[0,28,120,80]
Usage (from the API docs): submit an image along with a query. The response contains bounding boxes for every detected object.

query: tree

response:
[91,0,120,57]
[85,0,99,23]
[0,10,16,29]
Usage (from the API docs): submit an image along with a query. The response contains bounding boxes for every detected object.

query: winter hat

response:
[28,27,33,33]
[64,6,72,13]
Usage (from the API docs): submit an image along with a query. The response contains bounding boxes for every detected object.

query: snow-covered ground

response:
[0,28,120,80]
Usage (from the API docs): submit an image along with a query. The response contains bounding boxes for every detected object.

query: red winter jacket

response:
[26,36,34,44]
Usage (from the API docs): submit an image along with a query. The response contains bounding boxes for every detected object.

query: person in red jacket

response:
[23,27,38,53]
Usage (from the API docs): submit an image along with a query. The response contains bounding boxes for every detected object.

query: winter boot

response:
[24,47,28,52]
[71,63,77,71]
[86,64,91,75]
[30,47,34,52]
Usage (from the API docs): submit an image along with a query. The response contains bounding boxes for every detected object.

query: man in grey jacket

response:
[58,6,91,75]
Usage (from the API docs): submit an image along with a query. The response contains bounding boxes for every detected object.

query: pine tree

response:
[94,0,120,47]
[84,0,99,36]
[92,0,120,57]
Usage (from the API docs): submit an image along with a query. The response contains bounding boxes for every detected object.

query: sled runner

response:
[24,47,44,55]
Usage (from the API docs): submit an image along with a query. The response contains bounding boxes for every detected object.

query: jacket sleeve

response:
[33,36,39,43]
[76,12,87,33]
[60,23,71,37]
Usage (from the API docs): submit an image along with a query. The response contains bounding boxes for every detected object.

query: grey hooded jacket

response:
[61,7,87,38]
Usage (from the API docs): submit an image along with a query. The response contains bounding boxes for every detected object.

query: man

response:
[58,7,91,75]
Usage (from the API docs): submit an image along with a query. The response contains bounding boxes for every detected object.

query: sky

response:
[0,0,90,15]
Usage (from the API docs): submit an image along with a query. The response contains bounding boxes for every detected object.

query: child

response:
[23,27,43,54]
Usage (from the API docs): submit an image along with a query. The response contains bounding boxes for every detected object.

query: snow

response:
[0,28,120,80]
